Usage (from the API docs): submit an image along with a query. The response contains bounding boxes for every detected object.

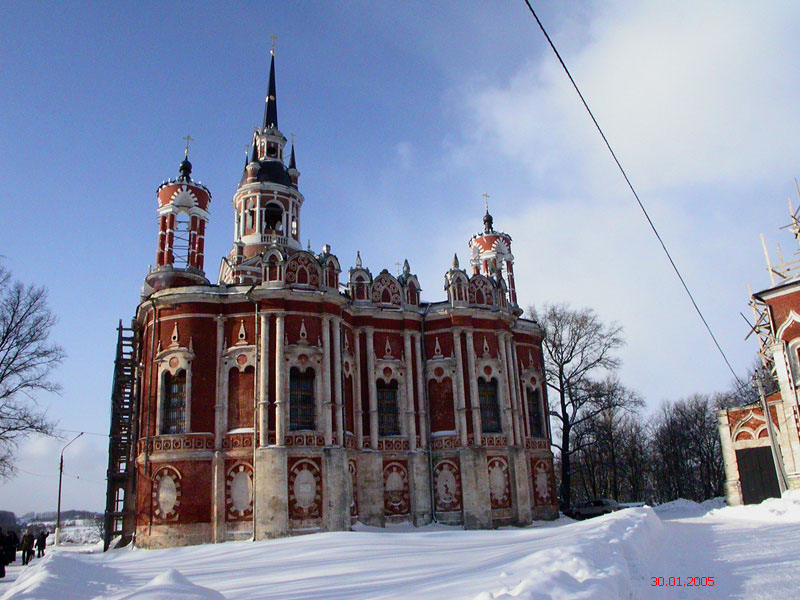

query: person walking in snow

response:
[35,531,47,558]
[0,528,6,578]
[5,529,18,564]
[20,531,34,566]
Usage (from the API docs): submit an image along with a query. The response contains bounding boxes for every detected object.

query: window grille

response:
[528,388,544,437]
[377,380,400,436]
[163,370,186,434]
[478,378,501,433]
[290,367,315,430]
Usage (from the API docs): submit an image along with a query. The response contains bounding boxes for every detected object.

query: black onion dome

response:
[178,157,192,180]
[256,160,293,186]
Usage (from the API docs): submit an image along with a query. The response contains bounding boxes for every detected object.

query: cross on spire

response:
[270,34,277,56]
[482,192,490,213]
[183,134,195,157]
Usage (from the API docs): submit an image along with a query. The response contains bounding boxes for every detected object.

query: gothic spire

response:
[263,53,278,130]
[289,141,296,170]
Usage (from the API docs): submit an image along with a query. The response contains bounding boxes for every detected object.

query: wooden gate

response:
[735,446,780,505]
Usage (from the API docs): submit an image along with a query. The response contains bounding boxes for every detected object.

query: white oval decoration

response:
[157,475,178,515]
[231,470,252,512]
[293,468,316,509]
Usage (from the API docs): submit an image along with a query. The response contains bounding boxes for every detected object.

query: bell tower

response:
[468,195,518,308]
[222,48,305,284]
[146,141,212,292]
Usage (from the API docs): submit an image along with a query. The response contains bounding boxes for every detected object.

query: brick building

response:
[719,204,800,505]
[108,53,558,548]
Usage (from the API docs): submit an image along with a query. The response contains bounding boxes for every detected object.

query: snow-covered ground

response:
[2,494,799,599]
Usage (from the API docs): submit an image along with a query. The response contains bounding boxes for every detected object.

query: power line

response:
[16,467,105,485]
[521,0,742,385]
[53,428,108,438]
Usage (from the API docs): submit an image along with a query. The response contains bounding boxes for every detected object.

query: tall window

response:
[478,378,501,434]
[377,380,400,436]
[163,370,186,434]
[528,388,544,438]
[290,367,315,431]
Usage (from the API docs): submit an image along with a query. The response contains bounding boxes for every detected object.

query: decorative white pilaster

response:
[452,330,469,447]
[414,333,428,449]
[322,316,333,446]
[275,313,286,446]
[511,342,527,439]
[258,313,269,447]
[214,315,226,449]
[333,318,344,446]
[403,331,417,451]
[465,331,482,446]
[354,330,364,450]
[366,328,378,450]
[497,333,515,444]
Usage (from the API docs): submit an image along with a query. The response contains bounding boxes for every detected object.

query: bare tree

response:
[530,303,636,507]
[649,394,724,503]
[0,263,64,477]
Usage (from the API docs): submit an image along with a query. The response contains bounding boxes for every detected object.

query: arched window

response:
[267,255,280,281]
[528,388,544,438]
[290,367,315,431]
[377,380,400,436]
[163,370,187,434]
[228,366,255,430]
[478,378,501,434]
[264,204,283,231]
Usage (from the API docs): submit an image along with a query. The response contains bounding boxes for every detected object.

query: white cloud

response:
[443,0,800,404]
[466,1,800,193]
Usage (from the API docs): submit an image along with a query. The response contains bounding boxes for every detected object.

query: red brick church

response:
[106,52,557,548]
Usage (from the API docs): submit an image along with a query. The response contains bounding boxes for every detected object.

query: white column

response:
[354,330,364,450]
[333,318,344,446]
[497,333,515,445]
[258,313,269,447]
[275,313,286,446]
[322,316,333,446]
[504,335,521,445]
[214,316,226,449]
[256,195,262,234]
[366,328,378,450]
[414,333,428,450]
[452,330,469,447]
[403,331,417,451]
[511,342,527,439]
[465,330,482,446]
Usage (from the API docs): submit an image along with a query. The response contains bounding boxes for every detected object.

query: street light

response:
[55,432,83,546]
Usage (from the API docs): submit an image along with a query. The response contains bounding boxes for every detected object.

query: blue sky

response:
[2,1,800,513]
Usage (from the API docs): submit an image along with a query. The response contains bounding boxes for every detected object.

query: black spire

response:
[289,142,296,170]
[250,140,259,163]
[263,53,278,129]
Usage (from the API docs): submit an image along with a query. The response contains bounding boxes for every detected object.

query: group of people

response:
[0,528,47,577]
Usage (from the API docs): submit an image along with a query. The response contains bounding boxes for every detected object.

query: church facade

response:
[127,54,557,548]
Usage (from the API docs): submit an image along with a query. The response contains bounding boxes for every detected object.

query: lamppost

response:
[55,432,83,546]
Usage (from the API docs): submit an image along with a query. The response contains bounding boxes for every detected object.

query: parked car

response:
[565,498,622,520]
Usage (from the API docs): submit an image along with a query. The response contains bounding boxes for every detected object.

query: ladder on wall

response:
[103,320,138,550]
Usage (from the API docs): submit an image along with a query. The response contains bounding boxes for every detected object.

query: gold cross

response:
[270,34,278,56]
[482,192,490,212]
[183,134,195,157]
[291,132,296,145]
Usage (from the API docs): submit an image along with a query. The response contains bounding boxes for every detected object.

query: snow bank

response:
[1,553,123,600]
[474,508,663,600]
[708,489,800,522]
[652,498,705,518]
[1,510,665,600]
[115,569,227,600]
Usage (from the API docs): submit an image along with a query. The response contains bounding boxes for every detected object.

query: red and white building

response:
[128,54,557,548]
[720,204,800,505]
